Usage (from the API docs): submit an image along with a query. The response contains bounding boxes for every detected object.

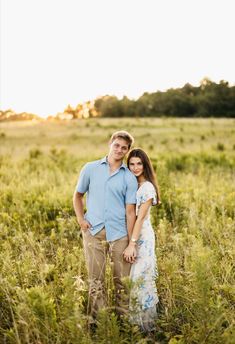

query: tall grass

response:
[0,118,234,343]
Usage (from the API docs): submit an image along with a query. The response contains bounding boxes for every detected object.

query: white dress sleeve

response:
[138,182,157,207]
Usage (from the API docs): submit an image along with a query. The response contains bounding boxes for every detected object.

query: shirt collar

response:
[100,156,108,164]
[100,156,127,170]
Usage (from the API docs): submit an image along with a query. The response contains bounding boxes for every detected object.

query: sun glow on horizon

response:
[1,0,235,117]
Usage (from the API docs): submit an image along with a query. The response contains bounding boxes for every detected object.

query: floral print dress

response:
[130,181,159,332]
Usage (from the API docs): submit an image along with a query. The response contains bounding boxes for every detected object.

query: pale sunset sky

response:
[0,0,235,118]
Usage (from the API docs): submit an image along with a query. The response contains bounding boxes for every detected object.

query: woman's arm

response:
[123,199,152,262]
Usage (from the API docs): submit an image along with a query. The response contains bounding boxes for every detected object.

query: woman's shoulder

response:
[140,181,155,192]
[138,181,156,197]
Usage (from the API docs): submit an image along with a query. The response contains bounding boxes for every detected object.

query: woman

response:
[123,148,160,332]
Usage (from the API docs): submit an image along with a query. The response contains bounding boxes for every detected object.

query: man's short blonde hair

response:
[110,130,134,149]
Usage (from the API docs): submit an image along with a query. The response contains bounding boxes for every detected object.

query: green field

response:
[0,118,235,343]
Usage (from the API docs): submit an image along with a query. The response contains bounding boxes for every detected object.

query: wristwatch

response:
[130,237,137,243]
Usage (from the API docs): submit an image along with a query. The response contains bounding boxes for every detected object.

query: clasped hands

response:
[123,243,137,263]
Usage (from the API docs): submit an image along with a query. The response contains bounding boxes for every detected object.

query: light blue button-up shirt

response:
[76,156,138,241]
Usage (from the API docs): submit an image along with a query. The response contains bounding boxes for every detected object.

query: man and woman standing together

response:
[73,131,160,332]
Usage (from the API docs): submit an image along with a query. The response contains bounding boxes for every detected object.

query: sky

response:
[1,0,235,118]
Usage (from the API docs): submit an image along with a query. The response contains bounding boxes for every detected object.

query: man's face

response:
[109,138,130,161]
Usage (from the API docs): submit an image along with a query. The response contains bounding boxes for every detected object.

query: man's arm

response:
[126,204,136,240]
[125,173,138,240]
[73,162,91,231]
[73,191,91,231]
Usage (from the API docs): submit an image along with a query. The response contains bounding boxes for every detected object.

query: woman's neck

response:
[137,176,146,185]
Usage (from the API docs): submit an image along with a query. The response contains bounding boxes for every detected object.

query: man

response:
[73,131,138,320]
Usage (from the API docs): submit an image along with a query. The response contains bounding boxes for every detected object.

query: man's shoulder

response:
[124,168,138,183]
[83,158,102,169]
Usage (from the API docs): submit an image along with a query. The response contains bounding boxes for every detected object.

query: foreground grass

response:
[0,118,235,343]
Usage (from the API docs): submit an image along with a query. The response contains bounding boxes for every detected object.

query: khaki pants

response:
[82,228,130,318]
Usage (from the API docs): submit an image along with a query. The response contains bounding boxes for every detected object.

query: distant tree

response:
[119,96,136,117]
[136,92,154,117]
[64,104,76,118]
[196,79,235,116]
[94,96,123,117]
[0,110,40,121]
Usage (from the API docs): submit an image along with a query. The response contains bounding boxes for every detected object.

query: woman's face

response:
[128,157,144,177]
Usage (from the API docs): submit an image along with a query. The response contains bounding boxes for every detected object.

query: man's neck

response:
[107,155,123,171]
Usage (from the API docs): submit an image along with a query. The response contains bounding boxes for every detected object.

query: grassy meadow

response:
[0,117,235,343]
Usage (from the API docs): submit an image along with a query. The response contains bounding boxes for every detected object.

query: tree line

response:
[91,78,235,118]
[1,78,235,120]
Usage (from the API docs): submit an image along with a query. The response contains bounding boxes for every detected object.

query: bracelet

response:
[130,237,137,243]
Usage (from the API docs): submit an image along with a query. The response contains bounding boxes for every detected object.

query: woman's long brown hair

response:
[127,148,161,204]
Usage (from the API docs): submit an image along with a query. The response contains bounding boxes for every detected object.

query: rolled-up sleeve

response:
[125,174,138,204]
[76,163,90,194]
